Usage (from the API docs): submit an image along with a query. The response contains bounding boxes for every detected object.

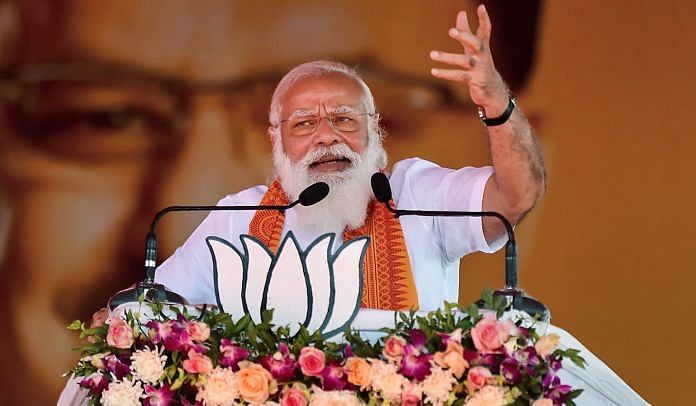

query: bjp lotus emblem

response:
[206,232,369,338]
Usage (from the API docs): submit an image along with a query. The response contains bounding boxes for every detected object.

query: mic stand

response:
[383,205,549,322]
[108,204,296,309]
[108,182,329,310]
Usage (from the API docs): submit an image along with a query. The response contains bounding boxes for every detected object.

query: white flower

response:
[130,346,166,384]
[464,385,508,406]
[196,366,238,406]
[422,366,457,406]
[309,386,365,405]
[100,378,143,406]
[368,359,406,403]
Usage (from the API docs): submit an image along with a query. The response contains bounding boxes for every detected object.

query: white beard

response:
[273,136,387,232]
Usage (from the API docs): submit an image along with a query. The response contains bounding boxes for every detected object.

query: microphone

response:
[108,182,330,309]
[370,172,548,321]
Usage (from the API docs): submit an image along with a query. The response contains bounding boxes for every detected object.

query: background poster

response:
[0,1,692,404]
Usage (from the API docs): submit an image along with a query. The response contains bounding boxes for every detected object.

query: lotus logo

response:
[206,232,369,338]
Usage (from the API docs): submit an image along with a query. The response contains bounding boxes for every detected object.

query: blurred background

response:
[0,0,692,404]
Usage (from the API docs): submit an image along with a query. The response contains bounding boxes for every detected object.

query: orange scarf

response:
[248,179,419,310]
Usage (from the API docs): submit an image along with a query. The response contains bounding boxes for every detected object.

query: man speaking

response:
[154,5,546,311]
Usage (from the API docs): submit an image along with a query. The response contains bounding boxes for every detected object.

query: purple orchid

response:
[259,342,297,382]
[78,372,108,395]
[320,361,347,391]
[146,320,174,345]
[548,356,563,372]
[513,347,540,375]
[219,338,250,371]
[143,383,175,406]
[409,329,427,349]
[344,343,354,358]
[436,328,463,348]
[102,354,131,380]
[400,344,432,381]
[500,358,521,384]
[545,383,573,405]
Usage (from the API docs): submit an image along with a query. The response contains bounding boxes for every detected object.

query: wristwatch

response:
[477,95,516,127]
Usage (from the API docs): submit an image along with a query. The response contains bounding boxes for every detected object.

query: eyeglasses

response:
[276,112,375,137]
[0,60,473,161]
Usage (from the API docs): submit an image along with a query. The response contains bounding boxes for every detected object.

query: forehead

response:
[280,73,366,115]
[7,0,464,80]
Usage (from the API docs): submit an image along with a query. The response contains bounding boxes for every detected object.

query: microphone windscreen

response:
[371,172,392,203]
[299,182,330,206]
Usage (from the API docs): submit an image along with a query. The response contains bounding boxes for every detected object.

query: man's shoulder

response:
[389,157,441,179]
[216,184,268,205]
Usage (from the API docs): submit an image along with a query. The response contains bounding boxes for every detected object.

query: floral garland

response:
[66,291,585,405]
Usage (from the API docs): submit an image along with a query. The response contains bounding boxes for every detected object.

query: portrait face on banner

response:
[0,0,541,402]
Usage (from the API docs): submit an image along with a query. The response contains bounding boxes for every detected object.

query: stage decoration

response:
[207,232,369,338]
[66,291,585,405]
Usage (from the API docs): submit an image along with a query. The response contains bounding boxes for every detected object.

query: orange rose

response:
[236,362,274,404]
[434,340,468,378]
[344,357,371,390]
[535,333,560,357]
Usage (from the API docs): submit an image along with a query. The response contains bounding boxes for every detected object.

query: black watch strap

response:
[478,96,516,127]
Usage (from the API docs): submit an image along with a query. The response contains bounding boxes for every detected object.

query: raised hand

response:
[430,4,509,117]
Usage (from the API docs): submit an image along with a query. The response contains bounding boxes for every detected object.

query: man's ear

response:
[268,127,276,147]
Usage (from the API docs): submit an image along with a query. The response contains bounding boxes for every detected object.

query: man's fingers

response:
[456,10,471,33]
[476,4,492,42]
[430,67,471,83]
[430,50,477,70]
[449,27,483,54]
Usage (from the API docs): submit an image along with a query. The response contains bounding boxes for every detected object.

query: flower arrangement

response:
[66,291,585,405]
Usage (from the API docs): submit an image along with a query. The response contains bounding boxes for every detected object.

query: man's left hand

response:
[430,4,509,117]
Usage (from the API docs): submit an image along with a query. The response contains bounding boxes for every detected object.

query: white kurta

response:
[155,157,503,311]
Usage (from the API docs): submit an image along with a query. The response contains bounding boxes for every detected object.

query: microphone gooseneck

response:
[370,172,548,321]
[109,182,330,309]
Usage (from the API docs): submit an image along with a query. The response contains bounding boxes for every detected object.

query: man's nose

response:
[155,94,268,255]
[312,116,342,147]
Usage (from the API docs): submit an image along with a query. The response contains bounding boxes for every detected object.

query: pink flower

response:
[298,347,325,377]
[281,388,308,406]
[401,382,423,406]
[471,314,511,354]
[467,366,494,390]
[90,308,110,328]
[106,318,134,349]
[182,349,213,375]
[383,335,407,361]
[187,321,210,342]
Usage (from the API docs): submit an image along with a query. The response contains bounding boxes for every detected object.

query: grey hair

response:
[268,60,387,168]
[269,61,381,127]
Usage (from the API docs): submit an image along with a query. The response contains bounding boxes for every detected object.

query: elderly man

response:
[155,5,545,311]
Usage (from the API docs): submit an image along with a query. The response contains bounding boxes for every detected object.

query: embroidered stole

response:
[248,179,419,310]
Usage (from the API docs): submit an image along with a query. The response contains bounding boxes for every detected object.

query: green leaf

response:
[67,320,84,330]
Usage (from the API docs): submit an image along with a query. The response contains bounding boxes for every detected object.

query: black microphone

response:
[370,172,548,321]
[108,182,330,309]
